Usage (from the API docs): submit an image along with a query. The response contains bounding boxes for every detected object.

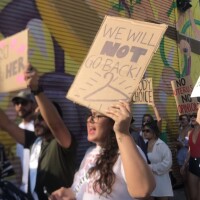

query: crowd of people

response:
[0,67,199,200]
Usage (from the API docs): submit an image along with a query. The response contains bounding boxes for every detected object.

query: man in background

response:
[12,90,36,193]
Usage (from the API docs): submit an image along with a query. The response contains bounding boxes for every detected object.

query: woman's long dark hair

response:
[88,129,119,196]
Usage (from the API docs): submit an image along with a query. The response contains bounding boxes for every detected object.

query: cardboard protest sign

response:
[191,76,200,98]
[67,15,167,115]
[0,29,28,92]
[171,76,198,115]
[132,78,154,105]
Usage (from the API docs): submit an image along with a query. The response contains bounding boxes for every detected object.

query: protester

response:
[142,104,162,131]
[49,101,155,200]
[181,112,200,200]
[0,68,76,200]
[11,89,36,193]
[140,104,162,143]
[129,118,147,156]
[143,121,173,200]
[176,114,190,166]
[175,114,191,199]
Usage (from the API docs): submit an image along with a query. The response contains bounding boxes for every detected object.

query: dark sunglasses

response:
[13,99,29,106]
[35,113,44,122]
[190,114,197,118]
[142,129,151,133]
[179,117,187,121]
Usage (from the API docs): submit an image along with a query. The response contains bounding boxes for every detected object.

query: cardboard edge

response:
[66,16,108,101]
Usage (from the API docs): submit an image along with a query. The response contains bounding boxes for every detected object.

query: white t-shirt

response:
[72,145,146,200]
[17,121,34,193]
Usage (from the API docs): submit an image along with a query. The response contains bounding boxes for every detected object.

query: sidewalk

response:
[171,186,186,200]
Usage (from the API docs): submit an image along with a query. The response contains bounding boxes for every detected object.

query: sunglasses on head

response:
[142,129,151,133]
[13,99,29,106]
[190,113,197,118]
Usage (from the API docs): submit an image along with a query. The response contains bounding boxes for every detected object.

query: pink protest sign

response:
[0,29,28,92]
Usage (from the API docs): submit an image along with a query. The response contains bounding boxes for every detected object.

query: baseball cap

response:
[12,90,35,103]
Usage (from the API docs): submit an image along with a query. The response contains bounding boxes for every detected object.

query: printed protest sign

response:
[67,16,167,115]
[191,76,200,98]
[132,78,154,105]
[171,76,198,115]
[0,29,28,92]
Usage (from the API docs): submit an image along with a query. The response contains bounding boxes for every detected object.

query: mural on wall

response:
[176,0,200,80]
[0,0,199,172]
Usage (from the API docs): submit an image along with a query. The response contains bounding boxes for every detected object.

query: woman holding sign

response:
[140,104,162,144]
[49,101,155,200]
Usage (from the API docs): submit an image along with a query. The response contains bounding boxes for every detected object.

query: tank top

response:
[189,129,200,157]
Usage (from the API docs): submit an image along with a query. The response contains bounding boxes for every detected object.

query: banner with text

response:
[171,76,198,115]
[0,29,28,92]
[191,76,200,98]
[132,78,154,105]
[67,16,167,115]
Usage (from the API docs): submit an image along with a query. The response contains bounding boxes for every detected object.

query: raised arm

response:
[0,109,25,145]
[106,101,155,198]
[152,103,162,131]
[24,68,71,148]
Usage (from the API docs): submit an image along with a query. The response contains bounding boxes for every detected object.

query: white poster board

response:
[67,16,167,115]
[191,76,200,98]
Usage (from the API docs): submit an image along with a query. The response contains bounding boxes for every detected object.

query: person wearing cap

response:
[0,68,76,200]
[12,89,36,193]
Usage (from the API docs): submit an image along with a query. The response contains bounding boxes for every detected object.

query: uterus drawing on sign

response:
[83,72,131,102]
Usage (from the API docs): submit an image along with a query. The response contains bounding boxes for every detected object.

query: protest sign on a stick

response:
[191,76,200,98]
[171,76,198,115]
[132,78,154,105]
[0,29,28,92]
[67,16,167,115]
